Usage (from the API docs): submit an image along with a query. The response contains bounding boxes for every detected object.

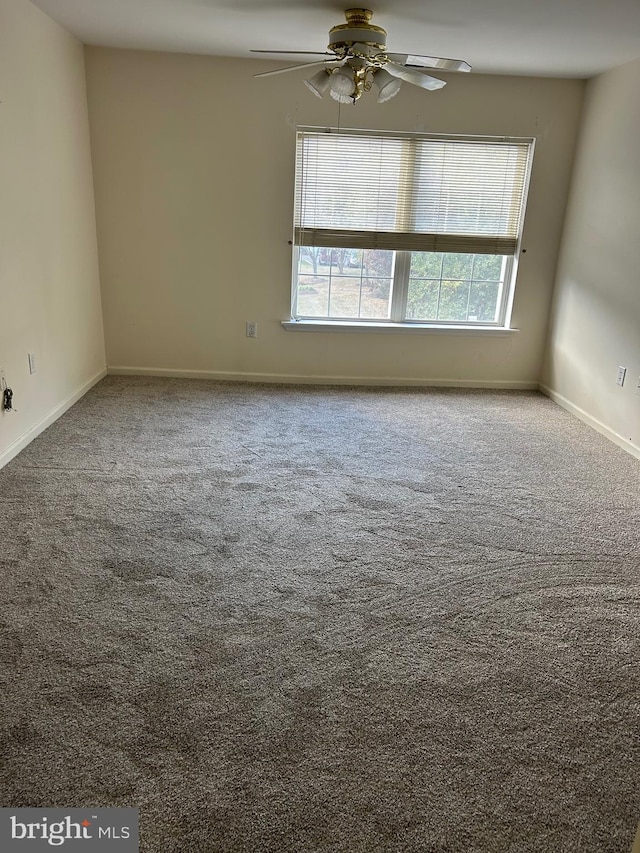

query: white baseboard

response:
[107,365,539,391]
[539,384,640,461]
[0,367,107,471]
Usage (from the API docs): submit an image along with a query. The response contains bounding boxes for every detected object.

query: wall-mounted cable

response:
[1,375,15,411]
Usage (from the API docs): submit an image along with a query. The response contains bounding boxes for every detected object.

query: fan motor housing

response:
[329,8,387,53]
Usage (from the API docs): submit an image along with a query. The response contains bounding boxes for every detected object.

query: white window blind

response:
[294,129,533,255]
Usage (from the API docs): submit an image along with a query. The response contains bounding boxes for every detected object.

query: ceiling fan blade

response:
[384,63,447,91]
[253,59,338,78]
[388,54,471,73]
[251,50,336,56]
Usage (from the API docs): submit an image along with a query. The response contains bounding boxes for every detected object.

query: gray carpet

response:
[0,376,638,852]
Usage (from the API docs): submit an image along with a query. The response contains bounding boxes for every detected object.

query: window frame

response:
[288,128,535,331]
[291,248,515,327]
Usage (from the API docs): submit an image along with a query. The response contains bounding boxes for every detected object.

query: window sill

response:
[282,320,519,335]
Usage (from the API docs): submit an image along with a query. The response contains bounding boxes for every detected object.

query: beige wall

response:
[0,0,105,465]
[542,58,640,456]
[85,48,584,387]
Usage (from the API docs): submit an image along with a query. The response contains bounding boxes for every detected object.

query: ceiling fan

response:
[252,8,471,104]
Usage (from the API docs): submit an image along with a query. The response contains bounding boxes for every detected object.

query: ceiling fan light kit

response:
[303,68,332,98]
[252,8,471,105]
[331,62,370,103]
[373,68,403,103]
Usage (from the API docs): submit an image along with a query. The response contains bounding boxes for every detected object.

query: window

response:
[290,129,534,328]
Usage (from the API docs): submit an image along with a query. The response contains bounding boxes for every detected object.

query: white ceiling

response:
[30,0,640,78]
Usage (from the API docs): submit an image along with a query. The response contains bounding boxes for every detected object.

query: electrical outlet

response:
[616,366,626,386]
[246,321,258,339]
[28,352,36,374]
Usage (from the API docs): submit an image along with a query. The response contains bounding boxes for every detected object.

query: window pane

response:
[328,249,363,273]
[437,280,471,321]
[295,248,393,320]
[299,248,333,280]
[328,277,361,318]
[442,253,473,280]
[407,252,507,323]
[468,281,500,322]
[410,252,443,278]
[472,254,503,280]
[361,278,392,318]
[296,276,329,317]
[406,280,440,320]
[363,249,394,277]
